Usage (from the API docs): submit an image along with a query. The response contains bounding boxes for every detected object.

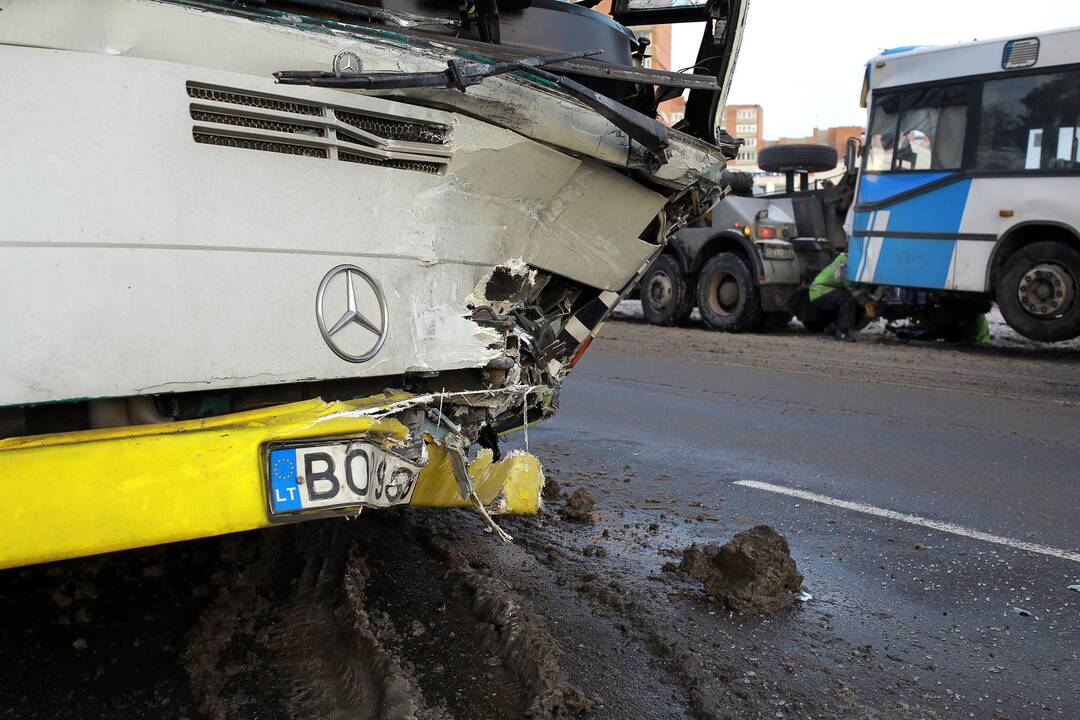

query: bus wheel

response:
[640,254,692,326]
[696,253,763,331]
[996,240,1080,342]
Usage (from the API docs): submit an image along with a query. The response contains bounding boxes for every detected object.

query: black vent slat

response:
[336,110,447,145]
[193,132,328,158]
[187,85,324,116]
[188,83,448,174]
[339,151,442,174]
[190,110,326,137]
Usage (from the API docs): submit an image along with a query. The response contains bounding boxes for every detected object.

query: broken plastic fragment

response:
[1067,584,1080,593]
[795,590,812,603]
[445,442,513,543]
[1012,607,1032,617]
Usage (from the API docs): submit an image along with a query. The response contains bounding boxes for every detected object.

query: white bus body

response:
[847,26,1080,341]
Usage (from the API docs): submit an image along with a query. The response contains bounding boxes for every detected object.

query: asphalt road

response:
[512,318,1080,718]
[2,317,1078,720]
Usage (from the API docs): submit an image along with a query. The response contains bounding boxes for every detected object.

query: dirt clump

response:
[541,478,561,500]
[678,525,803,613]
[561,489,596,523]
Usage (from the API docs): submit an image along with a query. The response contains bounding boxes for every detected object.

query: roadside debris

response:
[1068,584,1080,593]
[541,478,562,501]
[562,489,597,523]
[676,525,804,613]
[1012,607,1033,617]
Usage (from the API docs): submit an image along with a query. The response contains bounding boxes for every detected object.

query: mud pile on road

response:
[561,489,596,523]
[678,525,803,613]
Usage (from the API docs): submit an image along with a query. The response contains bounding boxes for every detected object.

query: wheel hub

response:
[646,272,673,309]
[707,272,739,316]
[1018,262,1075,318]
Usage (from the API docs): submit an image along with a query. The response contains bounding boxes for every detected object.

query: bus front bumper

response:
[0,396,544,570]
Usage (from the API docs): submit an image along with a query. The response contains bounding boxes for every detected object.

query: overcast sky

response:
[671,1,1080,139]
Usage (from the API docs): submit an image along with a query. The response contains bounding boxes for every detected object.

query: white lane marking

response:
[734,480,1080,564]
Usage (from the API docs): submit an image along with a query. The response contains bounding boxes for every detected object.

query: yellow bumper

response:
[0,396,544,570]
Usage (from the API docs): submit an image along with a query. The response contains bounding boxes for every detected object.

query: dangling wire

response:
[522,389,529,453]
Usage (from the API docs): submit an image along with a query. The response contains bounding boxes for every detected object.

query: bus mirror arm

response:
[845,137,861,175]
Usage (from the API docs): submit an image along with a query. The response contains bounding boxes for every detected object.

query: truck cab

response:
[641,141,857,330]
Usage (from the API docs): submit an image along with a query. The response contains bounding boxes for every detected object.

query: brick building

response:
[722,104,764,166]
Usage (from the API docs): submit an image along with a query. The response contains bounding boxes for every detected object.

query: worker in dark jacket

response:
[808,252,865,342]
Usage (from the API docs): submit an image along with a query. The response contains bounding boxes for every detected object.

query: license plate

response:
[266,438,421,516]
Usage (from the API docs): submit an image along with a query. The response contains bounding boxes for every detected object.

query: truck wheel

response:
[995,240,1080,342]
[640,255,692,326]
[757,143,838,174]
[696,253,763,331]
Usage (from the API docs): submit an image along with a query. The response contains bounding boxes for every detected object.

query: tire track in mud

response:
[183,513,591,720]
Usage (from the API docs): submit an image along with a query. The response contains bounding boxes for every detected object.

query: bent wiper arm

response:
[275,49,669,161]
[276,49,601,90]
[520,64,669,160]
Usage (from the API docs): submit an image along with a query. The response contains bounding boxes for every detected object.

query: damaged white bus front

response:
[0,0,746,568]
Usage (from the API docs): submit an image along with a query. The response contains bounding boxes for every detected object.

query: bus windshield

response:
[865,84,968,172]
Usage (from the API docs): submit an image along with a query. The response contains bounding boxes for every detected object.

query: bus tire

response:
[996,240,1080,342]
[640,254,693,326]
[696,253,763,331]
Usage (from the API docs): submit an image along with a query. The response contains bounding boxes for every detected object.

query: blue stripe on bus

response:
[880,178,972,234]
[856,172,954,204]
[847,179,972,290]
[871,237,956,289]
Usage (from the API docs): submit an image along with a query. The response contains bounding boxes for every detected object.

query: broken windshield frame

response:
[240,0,743,147]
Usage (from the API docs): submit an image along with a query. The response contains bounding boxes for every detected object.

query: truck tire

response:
[726,171,755,197]
[696,253,763,331]
[995,240,1080,342]
[757,144,838,174]
[640,254,693,326]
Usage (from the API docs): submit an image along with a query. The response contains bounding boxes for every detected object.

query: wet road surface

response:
[2,318,1078,719]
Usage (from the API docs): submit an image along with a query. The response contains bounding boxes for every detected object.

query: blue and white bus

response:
[846,26,1080,342]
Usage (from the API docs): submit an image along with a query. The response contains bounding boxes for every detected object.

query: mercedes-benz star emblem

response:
[316,264,388,363]
[332,50,363,76]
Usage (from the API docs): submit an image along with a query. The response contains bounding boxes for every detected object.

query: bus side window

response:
[976,68,1080,171]
[893,85,968,171]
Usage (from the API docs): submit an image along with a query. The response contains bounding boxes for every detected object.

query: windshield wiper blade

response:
[275,49,670,162]
[276,49,601,90]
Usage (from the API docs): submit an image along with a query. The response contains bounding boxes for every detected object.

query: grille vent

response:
[339,152,442,174]
[336,110,447,145]
[193,133,328,158]
[190,110,326,137]
[187,85,323,116]
[187,82,451,174]
[1002,38,1039,69]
